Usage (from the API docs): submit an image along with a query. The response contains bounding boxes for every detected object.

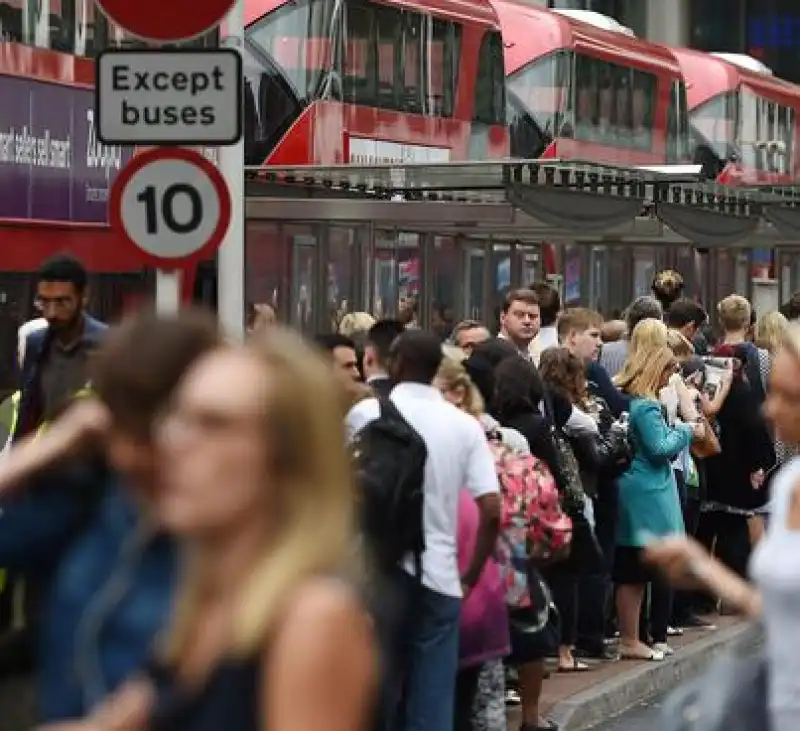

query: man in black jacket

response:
[362,320,405,398]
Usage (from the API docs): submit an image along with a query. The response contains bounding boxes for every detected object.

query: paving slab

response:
[507,615,759,731]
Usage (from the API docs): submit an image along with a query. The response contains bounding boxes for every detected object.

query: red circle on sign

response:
[109,147,231,271]
[96,0,236,43]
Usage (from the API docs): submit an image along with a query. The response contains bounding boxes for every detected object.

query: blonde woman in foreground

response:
[645,323,800,731]
[43,328,376,731]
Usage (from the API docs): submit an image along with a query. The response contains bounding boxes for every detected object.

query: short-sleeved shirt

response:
[346,383,500,598]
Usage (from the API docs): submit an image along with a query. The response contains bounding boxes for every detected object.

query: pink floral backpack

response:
[488,436,572,608]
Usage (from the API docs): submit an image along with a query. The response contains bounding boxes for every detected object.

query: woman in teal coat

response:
[613,346,702,661]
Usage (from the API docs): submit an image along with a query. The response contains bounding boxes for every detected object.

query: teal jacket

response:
[616,398,693,547]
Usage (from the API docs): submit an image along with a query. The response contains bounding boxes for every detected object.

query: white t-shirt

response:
[346,383,500,598]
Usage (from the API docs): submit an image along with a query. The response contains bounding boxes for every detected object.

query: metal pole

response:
[155,270,181,314]
[217,0,246,340]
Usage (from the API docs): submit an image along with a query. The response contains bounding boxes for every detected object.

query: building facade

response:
[543,0,800,83]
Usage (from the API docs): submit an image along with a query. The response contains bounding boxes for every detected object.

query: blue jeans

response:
[378,569,461,731]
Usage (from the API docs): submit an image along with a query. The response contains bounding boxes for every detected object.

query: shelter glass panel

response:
[431,236,458,340]
[462,245,486,322]
[367,231,420,321]
[492,243,511,329]
[632,248,655,299]
[288,225,318,333]
[245,222,287,323]
[328,227,357,332]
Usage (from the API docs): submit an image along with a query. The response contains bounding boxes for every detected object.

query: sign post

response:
[217,0,246,340]
[109,147,232,312]
[96,0,243,317]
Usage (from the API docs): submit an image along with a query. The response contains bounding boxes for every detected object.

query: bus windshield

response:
[689,92,739,166]
[246,0,339,104]
[507,51,572,142]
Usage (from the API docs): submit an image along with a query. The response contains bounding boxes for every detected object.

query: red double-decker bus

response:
[244,0,508,165]
[672,48,800,186]
[492,4,690,165]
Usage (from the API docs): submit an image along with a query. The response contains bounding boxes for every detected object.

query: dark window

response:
[343,0,460,117]
[473,30,505,125]
[574,54,655,149]
[739,89,794,173]
[667,80,691,162]
[242,42,305,165]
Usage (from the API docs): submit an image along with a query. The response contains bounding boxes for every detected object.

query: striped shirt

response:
[599,339,629,378]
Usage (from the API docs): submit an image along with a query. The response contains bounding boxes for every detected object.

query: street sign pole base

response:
[156,269,182,314]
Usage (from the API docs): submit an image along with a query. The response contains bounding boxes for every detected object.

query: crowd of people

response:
[0,255,797,731]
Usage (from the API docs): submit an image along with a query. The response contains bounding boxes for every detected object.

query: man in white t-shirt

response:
[347,330,500,731]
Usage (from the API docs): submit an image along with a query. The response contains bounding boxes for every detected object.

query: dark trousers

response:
[545,507,604,649]
[696,510,751,579]
[454,665,481,731]
[673,473,702,623]
[577,482,618,652]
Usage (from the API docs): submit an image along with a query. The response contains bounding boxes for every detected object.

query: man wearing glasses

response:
[0,255,107,677]
[15,255,107,438]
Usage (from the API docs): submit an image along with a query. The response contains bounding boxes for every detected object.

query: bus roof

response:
[671,46,800,110]
[491,0,679,76]
[245,0,499,28]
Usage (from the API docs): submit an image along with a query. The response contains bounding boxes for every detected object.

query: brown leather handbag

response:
[691,416,721,459]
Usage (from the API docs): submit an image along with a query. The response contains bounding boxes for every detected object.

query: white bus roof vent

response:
[550,8,635,37]
[711,53,773,76]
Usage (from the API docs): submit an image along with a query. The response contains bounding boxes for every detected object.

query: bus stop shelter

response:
[242,159,796,330]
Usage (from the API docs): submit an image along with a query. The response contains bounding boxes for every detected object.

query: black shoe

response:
[681,614,718,630]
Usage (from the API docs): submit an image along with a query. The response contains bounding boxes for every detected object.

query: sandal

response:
[557,657,590,672]
[619,647,665,661]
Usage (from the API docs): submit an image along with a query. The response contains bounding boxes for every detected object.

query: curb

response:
[549,622,760,731]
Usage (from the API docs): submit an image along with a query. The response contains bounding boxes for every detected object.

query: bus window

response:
[689,91,738,172]
[597,64,613,141]
[248,0,336,105]
[574,54,597,140]
[473,30,505,125]
[613,66,632,141]
[506,50,570,138]
[343,0,458,118]
[631,70,655,149]
[400,10,424,114]
[667,80,690,163]
[427,18,460,117]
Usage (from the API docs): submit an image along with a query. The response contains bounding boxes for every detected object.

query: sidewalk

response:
[507,615,758,731]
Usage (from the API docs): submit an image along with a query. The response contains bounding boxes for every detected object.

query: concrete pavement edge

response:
[549,622,760,731]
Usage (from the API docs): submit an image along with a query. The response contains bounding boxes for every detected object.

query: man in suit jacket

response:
[362,319,406,398]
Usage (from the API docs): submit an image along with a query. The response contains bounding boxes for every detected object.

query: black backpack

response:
[352,398,427,576]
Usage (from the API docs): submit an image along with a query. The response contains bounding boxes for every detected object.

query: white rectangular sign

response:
[96,49,242,145]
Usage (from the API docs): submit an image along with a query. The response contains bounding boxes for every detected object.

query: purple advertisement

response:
[0,74,132,223]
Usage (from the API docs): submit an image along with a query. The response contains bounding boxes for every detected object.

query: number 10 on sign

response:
[110,147,232,311]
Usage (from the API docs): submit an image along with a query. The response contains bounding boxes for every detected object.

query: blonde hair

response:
[616,346,677,399]
[339,312,376,338]
[667,328,694,358]
[164,327,356,661]
[614,318,669,386]
[717,294,751,332]
[780,322,800,360]
[755,311,789,354]
[436,357,484,418]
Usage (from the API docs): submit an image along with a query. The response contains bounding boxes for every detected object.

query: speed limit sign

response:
[110,147,231,269]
